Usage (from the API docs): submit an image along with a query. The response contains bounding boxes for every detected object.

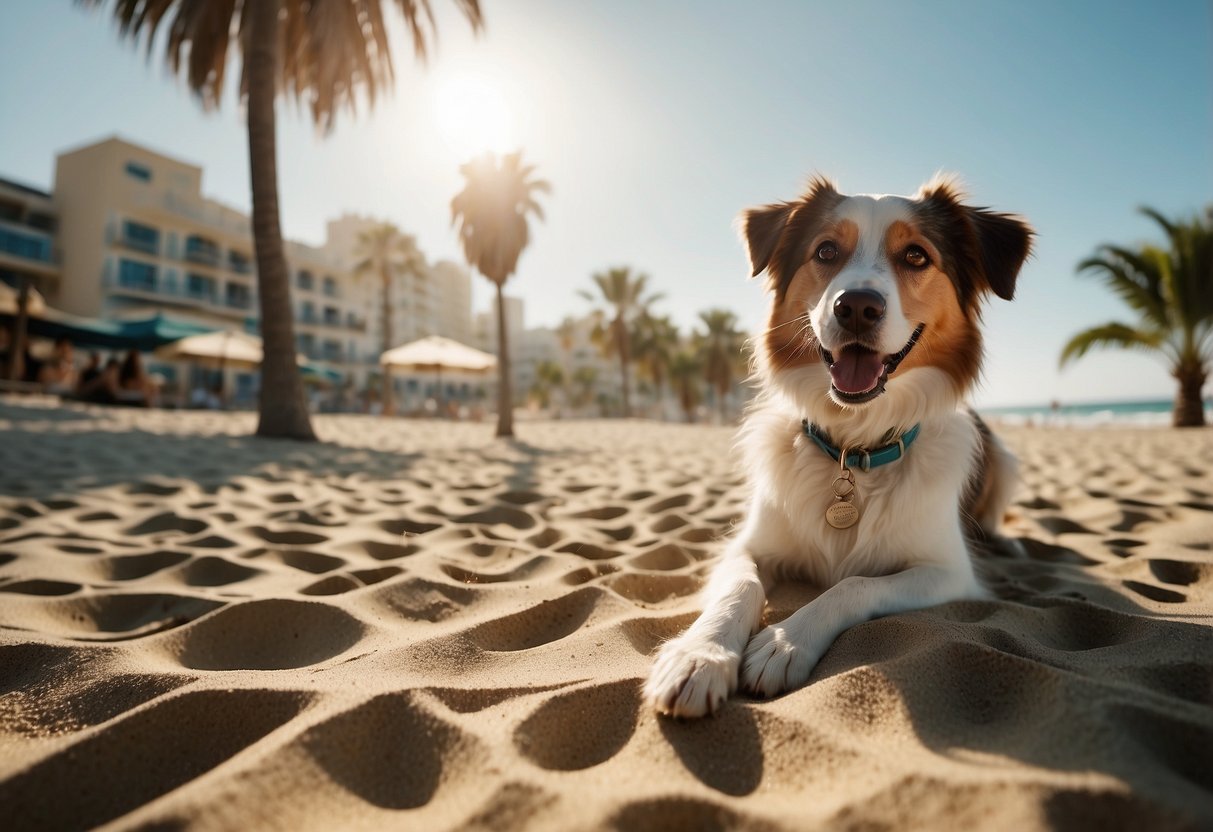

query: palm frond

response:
[1059,323,1165,367]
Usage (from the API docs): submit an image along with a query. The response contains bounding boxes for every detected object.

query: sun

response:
[433,73,515,161]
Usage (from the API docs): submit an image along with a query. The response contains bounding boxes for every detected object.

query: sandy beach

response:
[1,396,1211,831]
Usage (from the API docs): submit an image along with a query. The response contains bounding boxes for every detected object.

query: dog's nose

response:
[832,289,886,335]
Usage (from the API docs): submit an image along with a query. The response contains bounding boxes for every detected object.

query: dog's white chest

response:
[743,410,980,585]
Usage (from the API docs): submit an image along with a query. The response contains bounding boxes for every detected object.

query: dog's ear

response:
[967,208,1033,301]
[739,202,794,278]
[918,176,1033,302]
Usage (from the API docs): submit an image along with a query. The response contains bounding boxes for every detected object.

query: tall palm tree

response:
[632,312,680,419]
[556,316,578,404]
[84,0,483,439]
[451,151,550,437]
[696,308,747,422]
[580,267,662,417]
[354,224,426,415]
[572,366,598,411]
[1061,207,1213,427]
[669,349,703,423]
[530,360,564,410]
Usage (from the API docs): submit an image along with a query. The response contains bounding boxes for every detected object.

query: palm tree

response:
[84,0,484,439]
[451,151,550,437]
[1061,207,1213,427]
[530,360,564,410]
[669,349,703,423]
[556,316,578,404]
[354,224,426,415]
[572,366,599,411]
[632,312,680,419]
[696,308,747,422]
[580,267,662,417]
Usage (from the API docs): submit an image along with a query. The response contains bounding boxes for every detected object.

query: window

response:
[322,339,343,362]
[125,162,152,182]
[228,251,252,274]
[0,227,51,262]
[186,273,216,301]
[322,275,338,297]
[296,333,317,359]
[323,305,340,326]
[226,282,252,310]
[122,220,160,255]
[296,270,314,291]
[300,301,316,323]
[184,235,219,265]
[117,259,156,291]
[26,212,56,233]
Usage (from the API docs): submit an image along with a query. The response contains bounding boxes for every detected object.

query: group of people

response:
[15,337,156,406]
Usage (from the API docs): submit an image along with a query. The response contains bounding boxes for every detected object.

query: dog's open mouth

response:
[820,324,925,404]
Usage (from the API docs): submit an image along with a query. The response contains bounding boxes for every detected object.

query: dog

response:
[645,175,1033,717]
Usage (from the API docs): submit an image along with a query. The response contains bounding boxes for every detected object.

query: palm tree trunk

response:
[1173,363,1208,427]
[247,0,314,441]
[616,318,631,417]
[380,267,393,415]
[5,277,30,381]
[494,283,514,437]
[717,383,727,423]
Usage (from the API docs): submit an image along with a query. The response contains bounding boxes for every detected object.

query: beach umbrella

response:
[380,335,497,412]
[157,329,264,368]
[0,282,48,317]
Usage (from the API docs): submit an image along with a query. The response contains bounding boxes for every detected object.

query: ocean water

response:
[979,398,1213,427]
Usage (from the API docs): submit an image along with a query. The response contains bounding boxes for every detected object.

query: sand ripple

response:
[1,400,1211,830]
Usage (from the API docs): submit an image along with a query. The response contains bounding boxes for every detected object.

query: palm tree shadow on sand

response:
[0,404,423,503]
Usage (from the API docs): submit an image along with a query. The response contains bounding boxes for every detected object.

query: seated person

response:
[76,352,102,391]
[117,349,153,406]
[38,337,77,393]
[77,358,122,405]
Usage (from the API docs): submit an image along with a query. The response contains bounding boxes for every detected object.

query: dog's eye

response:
[904,245,929,268]
[815,242,838,262]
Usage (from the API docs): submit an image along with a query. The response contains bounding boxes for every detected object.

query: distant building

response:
[43,137,366,399]
[323,214,474,351]
[0,176,59,301]
[3,136,479,407]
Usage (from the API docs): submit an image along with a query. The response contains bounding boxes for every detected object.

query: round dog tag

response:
[825,500,859,529]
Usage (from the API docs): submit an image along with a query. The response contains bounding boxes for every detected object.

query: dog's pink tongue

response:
[829,349,885,394]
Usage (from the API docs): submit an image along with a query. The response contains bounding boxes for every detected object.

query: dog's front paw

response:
[644,636,738,718]
[740,625,819,699]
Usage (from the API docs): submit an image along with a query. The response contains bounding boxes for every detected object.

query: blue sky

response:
[1,0,1210,407]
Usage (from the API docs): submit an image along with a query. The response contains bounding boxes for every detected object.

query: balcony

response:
[228,252,253,274]
[119,221,160,256]
[184,236,220,267]
[226,285,253,310]
[104,266,250,320]
[0,220,57,274]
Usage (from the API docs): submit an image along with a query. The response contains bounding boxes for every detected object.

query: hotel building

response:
[0,136,481,404]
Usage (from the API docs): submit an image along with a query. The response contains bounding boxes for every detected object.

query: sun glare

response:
[434,73,515,161]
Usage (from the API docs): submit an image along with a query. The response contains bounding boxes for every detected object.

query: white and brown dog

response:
[645,175,1033,717]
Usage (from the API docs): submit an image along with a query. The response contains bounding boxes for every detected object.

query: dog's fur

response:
[645,175,1033,717]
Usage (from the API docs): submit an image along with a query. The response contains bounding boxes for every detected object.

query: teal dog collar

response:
[802,421,921,471]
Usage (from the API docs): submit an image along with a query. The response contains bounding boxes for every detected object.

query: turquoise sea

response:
[979,398,1213,427]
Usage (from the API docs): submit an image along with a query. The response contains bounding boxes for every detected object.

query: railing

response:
[184,239,220,266]
[120,235,159,256]
[104,271,254,316]
[0,219,55,264]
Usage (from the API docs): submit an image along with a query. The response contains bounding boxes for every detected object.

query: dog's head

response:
[742,175,1032,430]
